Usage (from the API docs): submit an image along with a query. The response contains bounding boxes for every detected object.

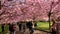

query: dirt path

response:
[21,29,51,34]
[7,29,51,34]
[33,30,51,34]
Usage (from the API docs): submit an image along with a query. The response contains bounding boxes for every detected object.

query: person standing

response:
[9,23,15,34]
[26,21,34,34]
[17,22,22,31]
[2,24,4,32]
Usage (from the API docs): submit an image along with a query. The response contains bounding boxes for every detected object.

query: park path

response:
[7,29,51,34]
[15,29,51,34]
[33,30,51,34]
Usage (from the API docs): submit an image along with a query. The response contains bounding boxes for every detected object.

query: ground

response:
[33,30,51,34]
[16,29,51,34]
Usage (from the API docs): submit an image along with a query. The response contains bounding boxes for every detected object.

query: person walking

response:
[26,21,34,34]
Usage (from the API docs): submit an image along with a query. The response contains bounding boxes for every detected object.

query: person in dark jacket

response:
[8,23,15,34]
[2,24,5,32]
[17,22,22,31]
[26,21,34,34]
[18,22,25,32]
[17,22,22,32]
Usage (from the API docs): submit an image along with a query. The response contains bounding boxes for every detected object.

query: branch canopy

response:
[0,0,60,24]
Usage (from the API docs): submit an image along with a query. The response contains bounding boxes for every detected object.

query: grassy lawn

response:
[0,24,9,34]
[36,21,52,31]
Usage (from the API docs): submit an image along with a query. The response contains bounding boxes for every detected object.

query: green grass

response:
[0,24,9,34]
[36,21,52,31]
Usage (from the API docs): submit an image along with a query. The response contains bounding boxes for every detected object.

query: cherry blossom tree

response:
[0,0,60,24]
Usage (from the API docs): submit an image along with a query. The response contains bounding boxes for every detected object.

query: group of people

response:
[1,21,36,34]
[1,18,59,34]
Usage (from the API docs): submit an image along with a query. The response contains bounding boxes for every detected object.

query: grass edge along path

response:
[36,21,52,31]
